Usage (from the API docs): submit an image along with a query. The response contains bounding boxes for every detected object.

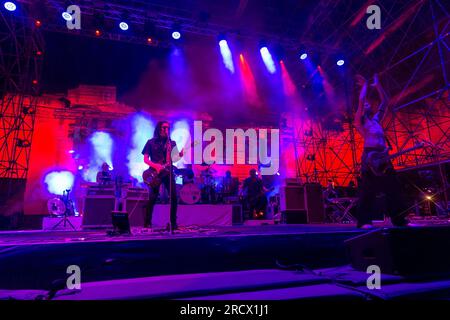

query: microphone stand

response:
[166,129,174,234]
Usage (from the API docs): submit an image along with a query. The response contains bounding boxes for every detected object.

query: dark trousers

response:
[145,175,177,227]
[247,195,268,218]
[356,167,409,227]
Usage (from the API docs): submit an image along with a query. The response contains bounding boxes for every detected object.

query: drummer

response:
[222,170,239,196]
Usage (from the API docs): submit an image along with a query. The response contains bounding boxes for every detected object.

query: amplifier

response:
[280,183,325,224]
[86,186,115,196]
[125,198,147,227]
[82,196,116,228]
[126,187,148,198]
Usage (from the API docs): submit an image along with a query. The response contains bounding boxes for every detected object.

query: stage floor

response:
[0,224,363,246]
[1,222,449,294]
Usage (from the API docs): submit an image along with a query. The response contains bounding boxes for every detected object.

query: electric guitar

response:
[142,164,175,189]
[367,142,424,176]
[142,140,200,188]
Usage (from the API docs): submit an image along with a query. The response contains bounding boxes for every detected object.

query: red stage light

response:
[32,80,38,85]
[147,37,153,44]
[35,20,42,28]
[95,30,101,37]
[36,51,43,56]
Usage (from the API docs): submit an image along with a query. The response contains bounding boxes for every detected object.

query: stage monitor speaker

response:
[111,211,130,234]
[82,196,115,228]
[280,183,325,224]
[345,226,450,276]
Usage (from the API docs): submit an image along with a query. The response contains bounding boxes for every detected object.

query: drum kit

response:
[174,163,235,205]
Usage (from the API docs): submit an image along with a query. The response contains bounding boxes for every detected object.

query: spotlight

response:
[260,46,276,74]
[95,29,101,37]
[78,165,83,170]
[68,150,75,154]
[172,31,181,40]
[119,21,129,31]
[4,1,16,11]
[336,59,345,66]
[32,79,38,85]
[62,11,73,21]
[300,53,308,60]
[35,20,42,28]
[218,37,235,73]
[144,20,156,44]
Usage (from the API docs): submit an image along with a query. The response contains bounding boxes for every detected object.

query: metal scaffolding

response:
[0,9,44,180]
[284,0,449,186]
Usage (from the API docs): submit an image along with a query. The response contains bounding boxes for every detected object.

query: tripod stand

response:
[51,189,76,231]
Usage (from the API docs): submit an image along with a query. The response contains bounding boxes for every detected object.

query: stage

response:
[0,224,365,290]
[1,223,450,300]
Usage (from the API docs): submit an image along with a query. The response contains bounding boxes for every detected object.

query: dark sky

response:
[42,31,169,96]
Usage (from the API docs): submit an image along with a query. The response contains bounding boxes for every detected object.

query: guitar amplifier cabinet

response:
[125,198,147,227]
[280,183,325,224]
[82,196,116,228]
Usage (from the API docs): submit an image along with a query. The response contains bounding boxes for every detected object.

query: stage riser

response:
[0,231,360,289]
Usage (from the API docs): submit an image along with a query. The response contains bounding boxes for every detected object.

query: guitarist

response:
[354,74,409,229]
[141,121,183,229]
[242,169,269,219]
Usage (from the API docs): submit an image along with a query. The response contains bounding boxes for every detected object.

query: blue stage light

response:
[62,11,72,21]
[300,53,308,60]
[172,31,181,40]
[4,1,17,11]
[119,22,129,31]
[336,59,345,66]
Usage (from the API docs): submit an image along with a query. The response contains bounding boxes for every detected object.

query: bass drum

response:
[179,183,201,204]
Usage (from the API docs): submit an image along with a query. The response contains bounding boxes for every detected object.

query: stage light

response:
[119,22,129,31]
[4,1,17,11]
[68,150,75,154]
[300,53,308,60]
[336,59,345,66]
[35,20,42,28]
[62,11,73,21]
[172,31,181,40]
[78,165,83,170]
[95,29,101,37]
[147,37,153,44]
[218,38,235,74]
[260,46,276,74]
[32,79,38,85]
[36,50,43,56]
